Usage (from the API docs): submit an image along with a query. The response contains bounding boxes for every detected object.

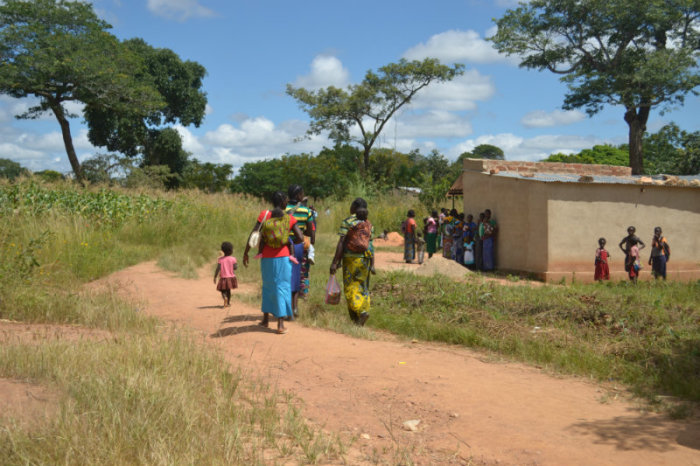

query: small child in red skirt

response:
[214,241,238,307]
[594,237,610,281]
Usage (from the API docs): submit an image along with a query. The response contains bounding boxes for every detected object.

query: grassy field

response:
[0,180,352,464]
[1,180,697,463]
[296,250,699,413]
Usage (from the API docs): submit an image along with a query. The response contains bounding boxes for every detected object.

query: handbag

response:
[248,210,269,249]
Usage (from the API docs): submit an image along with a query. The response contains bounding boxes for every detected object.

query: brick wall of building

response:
[462,159,632,177]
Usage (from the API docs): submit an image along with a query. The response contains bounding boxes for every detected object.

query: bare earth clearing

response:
[3,249,699,464]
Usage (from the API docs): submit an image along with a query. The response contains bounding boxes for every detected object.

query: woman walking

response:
[330,198,374,326]
[425,210,438,259]
[243,191,303,334]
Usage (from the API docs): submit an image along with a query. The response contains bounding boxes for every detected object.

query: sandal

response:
[276,328,288,334]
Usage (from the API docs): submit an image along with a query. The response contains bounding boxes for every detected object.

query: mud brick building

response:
[450,159,700,282]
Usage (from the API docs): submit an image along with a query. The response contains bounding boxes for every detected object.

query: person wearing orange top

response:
[402,209,417,263]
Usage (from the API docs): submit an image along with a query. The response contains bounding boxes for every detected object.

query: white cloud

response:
[0,143,46,161]
[402,29,513,64]
[292,55,350,90]
[521,109,586,128]
[409,70,495,111]
[188,116,329,164]
[447,133,609,161]
[146,0,215,21]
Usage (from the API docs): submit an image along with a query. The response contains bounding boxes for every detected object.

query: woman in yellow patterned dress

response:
[329,198,374,326]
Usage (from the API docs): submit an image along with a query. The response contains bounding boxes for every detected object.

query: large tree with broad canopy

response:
[490,0,700,174]
[0,0,206,182]
[287,58,464,172]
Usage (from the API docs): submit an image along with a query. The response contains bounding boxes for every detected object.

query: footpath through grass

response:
[0,180,343,464]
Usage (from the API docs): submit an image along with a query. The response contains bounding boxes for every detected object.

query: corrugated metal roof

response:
[489,171,700,187]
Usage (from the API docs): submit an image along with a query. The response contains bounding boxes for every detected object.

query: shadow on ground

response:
[569,411,700,452]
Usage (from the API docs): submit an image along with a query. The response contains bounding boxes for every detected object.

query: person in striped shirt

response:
[286,184,316,316]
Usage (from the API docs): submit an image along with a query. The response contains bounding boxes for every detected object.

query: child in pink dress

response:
[214,241,238,307]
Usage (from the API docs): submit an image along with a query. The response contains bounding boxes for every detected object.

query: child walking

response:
[594,238,610,281]
[214,241,238,307]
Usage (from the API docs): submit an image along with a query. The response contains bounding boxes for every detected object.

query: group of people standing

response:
[402,207,498,271]
[594,226,671,282]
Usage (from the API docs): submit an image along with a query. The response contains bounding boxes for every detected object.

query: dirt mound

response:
[414,254,472,279]
[373,231,403,247]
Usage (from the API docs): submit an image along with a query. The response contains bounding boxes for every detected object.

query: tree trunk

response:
[363,146,371,173]
[50,102,83,182]
[624,106,650,175]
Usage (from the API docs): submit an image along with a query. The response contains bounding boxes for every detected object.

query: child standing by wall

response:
[594,237,610,281]
[648,226,670,280]
[214,241,238,307]
[625,238,641,283]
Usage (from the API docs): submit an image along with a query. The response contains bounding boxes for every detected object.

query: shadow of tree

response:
[568,413,700,452]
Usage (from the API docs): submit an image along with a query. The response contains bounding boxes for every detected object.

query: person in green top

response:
[330,197,374,326]
[286,184,315,317]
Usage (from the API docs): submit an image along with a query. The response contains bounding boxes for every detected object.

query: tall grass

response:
[0,180,342,463]
[0,334,341,464]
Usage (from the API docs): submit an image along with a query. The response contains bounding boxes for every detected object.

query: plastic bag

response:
[325,274,341,305]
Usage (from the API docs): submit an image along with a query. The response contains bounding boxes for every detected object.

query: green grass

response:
[0,180,343,464]
[0,332,342,464]
[2,179,697,463]
[300,267,700,405]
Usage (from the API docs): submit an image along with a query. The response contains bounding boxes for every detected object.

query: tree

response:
[423,149,450,183]
[644,123,700,175]
[0,158,29,180]
[181,160,233,193]
[81,153,121,184]
[491,0,700,174]
[0,0,164,181]
[85,38,207,167]
[470,144,505,160]
[543,144,629,166]
[142,128,190,188]
[287,58,464,171]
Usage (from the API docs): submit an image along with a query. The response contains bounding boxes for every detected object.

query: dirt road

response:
[100,257,700,465]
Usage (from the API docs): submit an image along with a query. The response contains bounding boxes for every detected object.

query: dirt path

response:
[98,257,700,465]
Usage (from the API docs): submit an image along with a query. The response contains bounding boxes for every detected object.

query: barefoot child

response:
[594,238,610,281]
[214,241,238,307]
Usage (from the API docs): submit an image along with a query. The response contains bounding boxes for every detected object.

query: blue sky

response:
[1,0,698,173]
